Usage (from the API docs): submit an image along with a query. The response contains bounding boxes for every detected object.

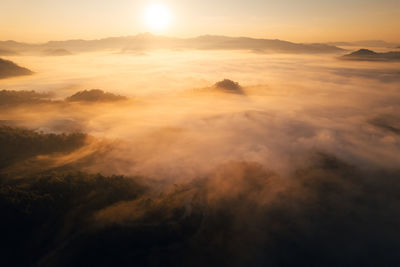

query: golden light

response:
[144,3,172,32]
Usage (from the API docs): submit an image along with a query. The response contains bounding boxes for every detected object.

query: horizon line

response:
[1,33,399,46]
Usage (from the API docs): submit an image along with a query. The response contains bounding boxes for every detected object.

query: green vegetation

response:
[66,89,127,102]
[0,90,53,106]
[0,126,147,266]
[0,126,86,170]
[0,171,147,267]
[0,127,400,266]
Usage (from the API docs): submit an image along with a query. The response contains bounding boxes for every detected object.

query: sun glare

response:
[144,3,172,32]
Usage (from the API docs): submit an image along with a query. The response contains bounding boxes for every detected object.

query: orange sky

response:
[1,0,399,43]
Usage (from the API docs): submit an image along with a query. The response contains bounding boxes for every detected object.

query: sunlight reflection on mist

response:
[1,50,400,181]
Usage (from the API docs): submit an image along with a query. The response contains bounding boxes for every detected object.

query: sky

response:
[1,0,399,43]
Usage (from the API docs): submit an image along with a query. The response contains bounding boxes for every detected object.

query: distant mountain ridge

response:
[0,49,18,56]
[328,40,400,48]
[0,34,344,54]
[42,48,72,56]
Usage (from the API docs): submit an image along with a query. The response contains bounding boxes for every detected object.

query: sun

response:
[144,3,172,32]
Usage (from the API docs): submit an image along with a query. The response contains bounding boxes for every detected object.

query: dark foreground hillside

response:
[1,127,400,267]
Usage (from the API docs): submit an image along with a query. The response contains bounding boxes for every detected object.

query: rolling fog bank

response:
[1,50,399,179]
[1,50,400,266]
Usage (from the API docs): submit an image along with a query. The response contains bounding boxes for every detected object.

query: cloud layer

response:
[1,50,400,265]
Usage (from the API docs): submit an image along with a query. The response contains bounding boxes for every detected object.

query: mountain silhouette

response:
[0,58,33,79]
[214,79,244,94]
[0,49,18,56]
[0,34,344,54]
[42,48,72,56]
[328,40,399,48]
[342,49,400,61]
[66,89,127,102]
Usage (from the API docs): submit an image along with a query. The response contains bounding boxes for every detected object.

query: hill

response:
[213,79,244,94]
[0,49,18,56]
[42,48,72,56]
[66,89,127,102]
[0,58,33,79]
[0,90,52,106]
[342,49,400,61]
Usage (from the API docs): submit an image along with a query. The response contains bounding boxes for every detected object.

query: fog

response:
[1,50,400,178]
[3,49,398,96]
[1,49,400,265]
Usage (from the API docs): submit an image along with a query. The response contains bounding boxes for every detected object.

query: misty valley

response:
[1,37,400,267]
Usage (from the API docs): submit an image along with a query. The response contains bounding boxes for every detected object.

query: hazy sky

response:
[1,0,399,43]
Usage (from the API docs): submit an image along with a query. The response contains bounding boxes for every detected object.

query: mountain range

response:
[0,34,345,55]
[328,40,400,48]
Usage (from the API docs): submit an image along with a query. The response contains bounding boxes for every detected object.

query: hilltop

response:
[342,49,400,61]
[0,58,33,79]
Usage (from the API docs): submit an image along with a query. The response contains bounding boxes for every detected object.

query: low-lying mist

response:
[1,49,400,266]
[2,50,399,177]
